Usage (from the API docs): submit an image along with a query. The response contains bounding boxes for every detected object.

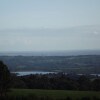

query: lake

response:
[12,71,100,77]
[12,71,56,76]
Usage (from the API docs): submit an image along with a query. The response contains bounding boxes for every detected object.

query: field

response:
[8,89,100,100]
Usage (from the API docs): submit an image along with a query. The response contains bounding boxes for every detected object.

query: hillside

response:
[0,55,100,74]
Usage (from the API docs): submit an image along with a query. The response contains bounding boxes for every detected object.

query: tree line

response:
[11,72,100,91]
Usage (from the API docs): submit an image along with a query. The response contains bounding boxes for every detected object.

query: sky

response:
[0,0,100,52]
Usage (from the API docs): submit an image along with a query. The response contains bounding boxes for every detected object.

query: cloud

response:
[93,31,99,35]
[0,25,100,51]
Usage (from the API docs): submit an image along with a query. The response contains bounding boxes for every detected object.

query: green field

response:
[8,89,100,100]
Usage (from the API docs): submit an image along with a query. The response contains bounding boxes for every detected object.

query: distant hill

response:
[0,55,100,74]
[0,50,100,56]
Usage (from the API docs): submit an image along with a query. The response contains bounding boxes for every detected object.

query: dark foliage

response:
[11,73,100,91]
[0,61,11,96]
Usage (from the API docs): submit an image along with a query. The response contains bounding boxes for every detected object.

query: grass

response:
[8,89,100,100]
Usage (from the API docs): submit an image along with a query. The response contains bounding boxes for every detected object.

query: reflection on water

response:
[12,71,56,76]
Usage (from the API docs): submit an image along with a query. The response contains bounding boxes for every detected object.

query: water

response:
[12,71,100,76]
[12,71,56,76]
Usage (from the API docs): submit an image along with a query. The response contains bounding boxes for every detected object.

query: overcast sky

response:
[0,0,100,52]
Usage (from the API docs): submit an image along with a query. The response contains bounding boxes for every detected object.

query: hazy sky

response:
[0,0,100,51]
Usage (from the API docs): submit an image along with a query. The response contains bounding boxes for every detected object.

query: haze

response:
[0,0,100,52]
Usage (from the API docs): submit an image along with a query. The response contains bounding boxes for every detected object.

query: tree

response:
[92,79,100,91]
[77,75,91,90]
[0,61,11,96]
